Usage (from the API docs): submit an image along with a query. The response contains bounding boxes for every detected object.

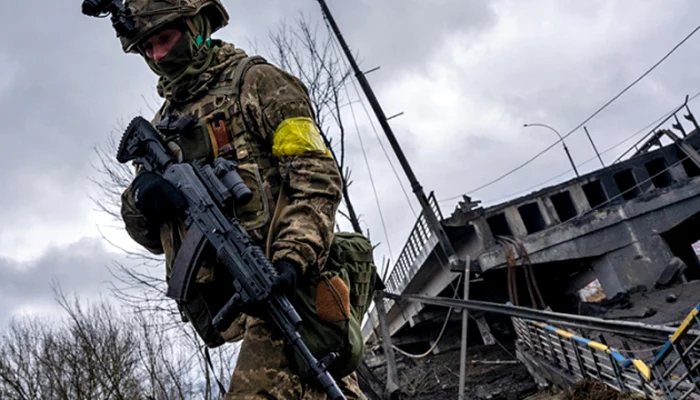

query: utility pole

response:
[315,2,469,395]
[458,256,471,400]
[314,0,462,271]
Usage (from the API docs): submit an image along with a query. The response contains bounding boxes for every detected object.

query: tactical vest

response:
[151,53,278,349]
[153,53,279,241]
[154,54,383,381]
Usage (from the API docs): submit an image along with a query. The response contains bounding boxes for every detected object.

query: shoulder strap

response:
[152,99,171,125]
[207,55,268,99]
[206,55,281,258]
[153,55,267,121]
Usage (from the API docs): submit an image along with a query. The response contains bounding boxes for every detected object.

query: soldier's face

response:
[141,28,183,62]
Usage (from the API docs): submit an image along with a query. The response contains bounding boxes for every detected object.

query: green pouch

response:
[288,268,363,381]
[287,232,382,381]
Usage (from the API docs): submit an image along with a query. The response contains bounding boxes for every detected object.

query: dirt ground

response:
[524,381,642,400]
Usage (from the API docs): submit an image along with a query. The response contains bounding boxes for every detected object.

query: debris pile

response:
[393,341,538,400]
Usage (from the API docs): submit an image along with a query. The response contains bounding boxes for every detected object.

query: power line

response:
[440,21,700,203]
[343,73,396,261]
[321,19,418,218]
[454,91,700,205]
[326,34,396,262]
[610,97,697,164]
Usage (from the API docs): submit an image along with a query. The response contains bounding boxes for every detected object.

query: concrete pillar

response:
[591,234,674,297]
[569,185,590,213]
[536,200,553,226]
[504,207,528,237]
[540,197,560,225]
[665,151,689,182]
[632,166,654,193]
[472,219,495,249]
[600,175,622,204]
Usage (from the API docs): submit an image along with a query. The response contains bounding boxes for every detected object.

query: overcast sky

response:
[1,0,700,326]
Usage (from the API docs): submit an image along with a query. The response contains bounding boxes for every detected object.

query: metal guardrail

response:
[384,192,443,295]
[514,304,700,400]
[615,97,700,163]
[650,305,700,400]
[384,293,693,340]
[513,317,660,398]
[368,290,700,399]
[362,194,443,340]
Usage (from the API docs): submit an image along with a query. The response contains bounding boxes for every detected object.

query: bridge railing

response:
[614,99,700,163]
[649,305,700,400]
[513,317,661,398]
[384,192,443,295]
[362,193,443,340]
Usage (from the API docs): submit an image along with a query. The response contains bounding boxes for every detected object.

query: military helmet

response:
[120,0,229,53]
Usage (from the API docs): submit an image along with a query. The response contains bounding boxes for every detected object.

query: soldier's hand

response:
[272,260,299,302]
[132,171,187,225]
[232,260,300,322]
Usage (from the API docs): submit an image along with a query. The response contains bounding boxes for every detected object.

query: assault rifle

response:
[117,116,346,400]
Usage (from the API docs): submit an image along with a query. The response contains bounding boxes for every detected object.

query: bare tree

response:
[0,288,223,400]
[265,14,363,234]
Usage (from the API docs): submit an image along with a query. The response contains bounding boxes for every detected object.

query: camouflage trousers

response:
[224,317,367,400]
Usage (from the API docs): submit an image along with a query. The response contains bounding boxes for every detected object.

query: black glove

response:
[234,260,300,321]
[272,260,300,302]
[132,171,187,225]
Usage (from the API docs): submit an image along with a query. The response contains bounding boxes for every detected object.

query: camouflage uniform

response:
[116,1,366,398]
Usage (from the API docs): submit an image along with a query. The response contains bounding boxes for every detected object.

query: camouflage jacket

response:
[120,43,343,322]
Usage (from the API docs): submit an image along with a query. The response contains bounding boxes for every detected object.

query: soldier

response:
[111,0,366,398]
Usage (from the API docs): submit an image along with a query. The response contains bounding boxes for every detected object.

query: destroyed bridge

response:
[360,100,700,399]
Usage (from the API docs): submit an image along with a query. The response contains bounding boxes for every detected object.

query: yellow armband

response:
[272,117,331,157]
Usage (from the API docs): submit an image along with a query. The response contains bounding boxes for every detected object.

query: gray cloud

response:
[217,0,497,73]
[0,238,138,326]
[0,0,493,256]
[309,0,497,74]
[2,0,700,308]
[313,0,700,261]
[0,2,157,259]
[389,1,700,197]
